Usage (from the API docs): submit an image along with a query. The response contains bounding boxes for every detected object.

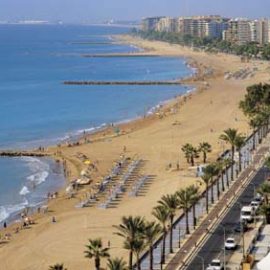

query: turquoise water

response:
[0,24,193,223]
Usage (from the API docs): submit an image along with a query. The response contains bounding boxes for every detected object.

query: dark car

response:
[234,221,248,233]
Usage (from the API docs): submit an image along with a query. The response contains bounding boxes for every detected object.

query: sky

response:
[0,0,270,23]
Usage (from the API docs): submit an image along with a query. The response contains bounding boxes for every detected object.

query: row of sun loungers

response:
[98,159,142,209]
[224,67,257,80]
[129,175,149,197]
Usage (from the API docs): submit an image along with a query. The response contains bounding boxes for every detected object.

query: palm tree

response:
[259,204,270,224]
[220,128,240,181]
[181,143,200,166]
[203,164,219,203]
[48,264,66,270]
[257,182,270,205]
[143,221,162,270]
[84,238,110,270]
[133,238,145,270]
[199,142,212,163]
[177,188,193,235]
[158,194,179,253]
[223,158,232,188]
[114,216,145,270]
[107,258,128,270]
[235,135,246,173]
[152,205,170,265]
[187,185,200,229]
[201,173,211,214]
[216,160,225,192]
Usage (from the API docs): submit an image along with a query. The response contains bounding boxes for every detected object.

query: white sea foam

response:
[0,199,29,223]
[19,186,30,196]
[27,171,49,185]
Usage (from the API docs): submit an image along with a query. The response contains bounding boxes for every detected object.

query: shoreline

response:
[1,34,270,269]
[0,35,197,228]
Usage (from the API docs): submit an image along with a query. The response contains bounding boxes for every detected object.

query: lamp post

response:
[236,202,246,261]
[182,250,204,270]
[196,254,205,270]
[218,224,227,270]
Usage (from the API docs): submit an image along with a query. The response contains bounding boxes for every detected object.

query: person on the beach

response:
[52,216,56,223]
[3,221,7,229]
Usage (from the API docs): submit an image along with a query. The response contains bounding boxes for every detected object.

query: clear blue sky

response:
[0,0,269,23]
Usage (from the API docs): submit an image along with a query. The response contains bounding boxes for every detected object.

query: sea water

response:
[0,24,193,223]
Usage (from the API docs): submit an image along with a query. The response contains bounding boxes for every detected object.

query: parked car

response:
[240,206,255,223]
[206,259,224,270]
[225,237,237,250]
[250,200,260,212]
[254,194,264,204]
[234,220,248,233]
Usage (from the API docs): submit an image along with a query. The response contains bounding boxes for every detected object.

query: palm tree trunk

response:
[129,250,133,270]
[149,246,153,270]
[203,152,206,163]
[193,204,196,229]
[211,179,214,204]
[231,147,235,181]
[217,177,220,200]
[169,217,173,253]
[206,186,209,214]
[136,254,141,270]
[95,257,100,270]
[221,171,225,192]
[226,167,229,188]
[161,231,166,264]
[191,156,194,166]
[239,151,242,173]
[185,209,190,235]
[253,131,256,150]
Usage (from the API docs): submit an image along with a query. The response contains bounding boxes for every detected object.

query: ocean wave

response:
[27,171,49,185]
[19,186,30,196]
[0,199,29,223]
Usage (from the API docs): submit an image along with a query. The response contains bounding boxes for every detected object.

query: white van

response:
[240,206,255,223]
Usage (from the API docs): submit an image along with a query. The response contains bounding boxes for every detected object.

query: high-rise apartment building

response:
[141,17,164,31]
[223,19,251,45]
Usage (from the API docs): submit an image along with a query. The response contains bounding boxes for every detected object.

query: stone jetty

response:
[64,80,182,86]
[0,150,50,157]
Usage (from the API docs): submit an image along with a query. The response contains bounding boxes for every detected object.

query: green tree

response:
[181,143,200,166]
[107,258,128,270]
[114,216,145,270]
[158,194,179,253]
[177,188,193,235]
[235,135,246,173]
[84,238,110,270]
[152,205,170,265]
[133,238,145,270]
[257,182,270,205]
[220,128,240,181]
[143,221,162,270]
[223,158,232,188]
[203,163,219,203]
[187,185,200,229]
[201,173,211,214]
[259,204,270,224]
[199,142,212,163]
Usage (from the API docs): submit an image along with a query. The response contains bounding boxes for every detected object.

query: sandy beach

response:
[1,35,270,270]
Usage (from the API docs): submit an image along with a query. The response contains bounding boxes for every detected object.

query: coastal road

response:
[184,165,270,270]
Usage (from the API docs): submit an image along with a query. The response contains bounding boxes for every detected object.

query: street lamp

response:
[182,250,204,270]
[196,254,205,270]
[236,202,246,261]
[209,220,226,270]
